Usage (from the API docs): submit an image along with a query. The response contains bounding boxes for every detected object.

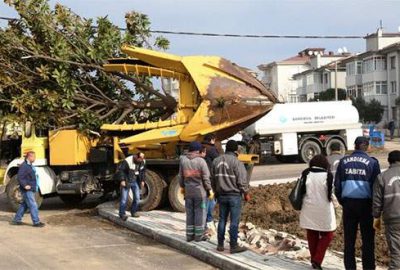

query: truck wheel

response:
[59,194,87,206]
[127,169,164,211]
[300,140,321,163]
[168,175,185,212]
[6,174,43,212]
[326,138,346,156]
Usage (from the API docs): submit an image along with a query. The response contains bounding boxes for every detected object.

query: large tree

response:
[352,97,384,123]
[0,0,175,131]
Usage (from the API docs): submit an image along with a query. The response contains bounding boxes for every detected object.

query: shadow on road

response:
[0,193,103,213]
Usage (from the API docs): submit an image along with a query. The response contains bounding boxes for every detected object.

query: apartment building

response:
[258,48,315,102]
[342,28,400,121]
[293,52,349,102]
[258,48,350,102]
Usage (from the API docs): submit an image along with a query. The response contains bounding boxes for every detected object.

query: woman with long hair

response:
[299,154,336,269]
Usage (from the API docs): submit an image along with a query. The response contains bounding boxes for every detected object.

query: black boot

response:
[230,245,247,254]
[311,261,322,270]
[119,215,128,221]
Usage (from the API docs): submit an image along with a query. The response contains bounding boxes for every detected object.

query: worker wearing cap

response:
[335,136,381,270]
[179,141,213,242]
[373,150,400,270]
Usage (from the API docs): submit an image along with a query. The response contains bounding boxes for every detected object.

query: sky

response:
[1,0,400,71]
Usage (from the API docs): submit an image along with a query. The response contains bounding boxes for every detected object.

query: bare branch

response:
[113,108,133,124]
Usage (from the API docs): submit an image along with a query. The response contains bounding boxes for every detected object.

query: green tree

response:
[0,0,174,131]
[352,97,384,123]
[317,88,347,101]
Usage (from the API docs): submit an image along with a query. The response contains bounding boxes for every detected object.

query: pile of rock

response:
[237,222,310,261]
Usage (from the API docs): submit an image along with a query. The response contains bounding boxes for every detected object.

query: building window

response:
[346,62,355,75]
[347,85,357,97]
[324,73,328,84]
[356,61,362,74]
[357,85,362,97]
[363,56,386,73]
[306,74,313,85]
[375,81,388,95]
[391,81,397,94]
[390,56,396,69]
[346,61,362,76]
[363,58,373,73]
[363,82,374,96]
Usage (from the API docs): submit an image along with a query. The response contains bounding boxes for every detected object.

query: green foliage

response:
[352,97,384,123]
[395,96,400,107]
[315,88,347,101]
[0,0,174,131]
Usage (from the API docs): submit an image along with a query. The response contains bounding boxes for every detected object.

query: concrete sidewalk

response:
[97,202,352,270]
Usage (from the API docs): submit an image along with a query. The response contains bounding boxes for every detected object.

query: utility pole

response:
[335,61,338,101]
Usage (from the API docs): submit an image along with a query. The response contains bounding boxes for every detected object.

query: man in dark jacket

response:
[202,133,220,233]
[179,141,212,242]
[212,140,249,254]
[388,120,395,140]
[11,151,45,227]
[335,136,381,270]
[327,142,345,226]
[373,150,400,269]
[118,152,146,220]
[202,133,219,169]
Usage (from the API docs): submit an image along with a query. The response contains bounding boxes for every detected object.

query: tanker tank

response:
[246,100,361,136]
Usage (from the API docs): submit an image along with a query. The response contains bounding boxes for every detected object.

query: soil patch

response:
[242,183,389,266]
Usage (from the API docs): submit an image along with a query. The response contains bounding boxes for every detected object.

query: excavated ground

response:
[241,183,389,266]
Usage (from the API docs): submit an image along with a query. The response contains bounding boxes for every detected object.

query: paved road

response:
[0,194,215,270]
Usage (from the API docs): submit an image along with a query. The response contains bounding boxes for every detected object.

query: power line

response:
[151,30,364,39]
[0,16,364,39]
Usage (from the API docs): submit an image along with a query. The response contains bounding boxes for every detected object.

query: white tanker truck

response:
[244,101,363,163]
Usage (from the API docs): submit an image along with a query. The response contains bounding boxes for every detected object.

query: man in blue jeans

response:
[118,152,146,221]
[211,140,250,254]
[11,151,45,227]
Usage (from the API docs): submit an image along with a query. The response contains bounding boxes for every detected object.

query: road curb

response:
[97,202,309,270]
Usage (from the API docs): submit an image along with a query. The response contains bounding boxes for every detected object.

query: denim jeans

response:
[13,190,40,224]
[119,181,140,217]
[206,199,216,223]
[217,195,242,247]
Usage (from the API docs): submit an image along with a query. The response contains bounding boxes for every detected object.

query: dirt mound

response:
[242,183,389,266]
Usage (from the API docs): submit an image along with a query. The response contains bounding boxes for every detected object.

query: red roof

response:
[277,55,310,65]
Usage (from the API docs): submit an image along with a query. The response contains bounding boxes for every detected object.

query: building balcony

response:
[346,74,362,86]
[362,71,387,83]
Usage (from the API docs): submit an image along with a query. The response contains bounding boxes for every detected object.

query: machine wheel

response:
[168,175,185,212]
[6,174,43,212]
[300,140,321,163]
[326,138,346,156]
[127,169,164,211]
[59,194,87,205]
